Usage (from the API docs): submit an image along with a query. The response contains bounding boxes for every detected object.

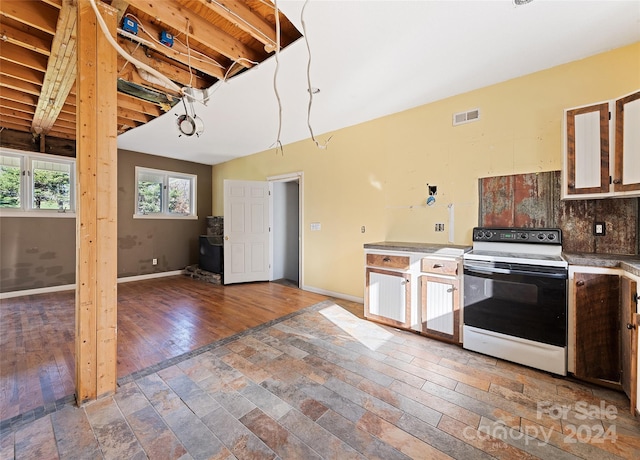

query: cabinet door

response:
[575,272,620,382]
[620,276,638,412]
[420,275,459,343]
[365,268,411,328]
[565,102,610,196]
[614,91,640,193]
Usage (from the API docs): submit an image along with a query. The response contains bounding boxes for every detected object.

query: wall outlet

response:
[594,222,606,236]
[435,223,445,232]
[310,222,321,231]
[361,225,366,233]
[152,258,158,265]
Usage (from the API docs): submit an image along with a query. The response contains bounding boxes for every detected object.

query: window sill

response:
[0,210,76,218]
[133,214,198,220]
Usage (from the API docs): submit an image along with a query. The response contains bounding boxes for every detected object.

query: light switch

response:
[310,222,321,231]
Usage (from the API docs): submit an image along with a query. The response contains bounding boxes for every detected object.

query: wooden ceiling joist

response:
[0,61,46,86]
[0,0,58,35]
[117,42,209,89]
[0,87,38,106]
[0,75,42,96]
[0,0,300,146]
[0,98,35,115]
[117,92,163,116]
[0,42,49,72]
[31,0,77,135]
[0,22,52,56]
[116,17,226,80]
[195,0,278,50]
[126,0,264,68]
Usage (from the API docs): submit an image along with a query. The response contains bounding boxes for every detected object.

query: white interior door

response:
[223,180,270,284]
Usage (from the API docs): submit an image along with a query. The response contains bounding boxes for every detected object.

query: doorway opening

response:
[269,172,303,288]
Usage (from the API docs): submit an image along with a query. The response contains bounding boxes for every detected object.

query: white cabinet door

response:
[365,268,410,328]
[564,102,610,197]
[420,275,460,343]
[614,91,640,193]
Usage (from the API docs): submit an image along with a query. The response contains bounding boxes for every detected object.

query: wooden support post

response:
[75,0,118,404]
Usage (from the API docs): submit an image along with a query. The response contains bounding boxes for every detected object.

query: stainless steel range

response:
[463,227,568,375]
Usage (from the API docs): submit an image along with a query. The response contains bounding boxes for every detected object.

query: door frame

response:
[267,171,304,287]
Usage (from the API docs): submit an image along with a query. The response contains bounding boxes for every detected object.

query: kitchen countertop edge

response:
[364,241,472,257]
[563,253,640,277]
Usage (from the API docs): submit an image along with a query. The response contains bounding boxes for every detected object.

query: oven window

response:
[484,279,538,305]
[464,268,567,347]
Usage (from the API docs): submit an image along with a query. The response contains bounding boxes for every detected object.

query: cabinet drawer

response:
[421,258,458,275]
[366,253,410,270]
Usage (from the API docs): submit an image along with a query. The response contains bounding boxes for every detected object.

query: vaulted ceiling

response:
[0,0,300,143]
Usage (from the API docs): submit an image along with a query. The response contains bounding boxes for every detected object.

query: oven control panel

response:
[472,227,562,244]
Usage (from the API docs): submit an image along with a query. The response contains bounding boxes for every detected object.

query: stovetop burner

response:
[465,227,567,268]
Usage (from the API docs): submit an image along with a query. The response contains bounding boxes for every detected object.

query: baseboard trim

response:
[301,285,363,304]
[117,270,185,284]
[0,270,185,299]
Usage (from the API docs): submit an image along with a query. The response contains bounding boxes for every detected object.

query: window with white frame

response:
[0,149,75,215]
[135,166,197,218]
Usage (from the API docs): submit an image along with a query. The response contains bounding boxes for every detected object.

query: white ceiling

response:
[116,0,640,165]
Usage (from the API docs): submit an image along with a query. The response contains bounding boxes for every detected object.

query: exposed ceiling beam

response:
[0,61,45,86]
[117,92,163,117]
[0,87,38,106]
[0,75,42,96]
[125,0,263,68]
[32,0,77,135]
[193,0,277,50]
[116,16,226,80]
[0,0,58,35]
[0,42,48,72]
[117,39,210,89]
[0,22,52,56]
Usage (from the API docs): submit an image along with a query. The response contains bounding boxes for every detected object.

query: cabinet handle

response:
[382,257,391,262]
[447,287,456,293]
[568,182,575,189]
[627,323,636,330]
[576,280,585,286]
[613,178,622,184]
[433,264,443,268]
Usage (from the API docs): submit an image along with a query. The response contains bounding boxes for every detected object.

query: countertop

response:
[364,241,472,257]
[563,253,640,277]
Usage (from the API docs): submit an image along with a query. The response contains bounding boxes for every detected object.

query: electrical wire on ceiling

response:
[123,12,224,70]
[272,0,284,155]
[88,0,183,94]
[208,0,278,51]
[301,0,331,150]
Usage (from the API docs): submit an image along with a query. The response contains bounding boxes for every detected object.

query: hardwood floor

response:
[0,276,333,423]
[2,299,638,459]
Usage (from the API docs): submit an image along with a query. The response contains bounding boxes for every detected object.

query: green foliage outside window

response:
[0,165,20,208]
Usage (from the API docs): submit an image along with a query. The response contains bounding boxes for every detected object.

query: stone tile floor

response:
[1,300,639,459]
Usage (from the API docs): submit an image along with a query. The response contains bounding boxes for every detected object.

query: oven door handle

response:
[464,265,567,279]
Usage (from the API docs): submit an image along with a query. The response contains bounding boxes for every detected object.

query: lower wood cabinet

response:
[420,275,459,343]
[574,272,620,382]
[572,268,639,414]
[365,267,411,329]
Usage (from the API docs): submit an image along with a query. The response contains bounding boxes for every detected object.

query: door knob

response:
[576,280,585,286]
[627,323,636,330]
[224,236,229,240]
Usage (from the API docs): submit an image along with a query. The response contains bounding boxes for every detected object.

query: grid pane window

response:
[0,155,21,208]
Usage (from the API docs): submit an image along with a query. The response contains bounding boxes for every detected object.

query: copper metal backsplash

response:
[479,171,639,255]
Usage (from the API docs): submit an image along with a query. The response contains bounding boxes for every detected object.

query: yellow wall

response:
[212,43,640,299]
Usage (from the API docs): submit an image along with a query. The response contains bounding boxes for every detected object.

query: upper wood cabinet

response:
[563,90,640,199]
